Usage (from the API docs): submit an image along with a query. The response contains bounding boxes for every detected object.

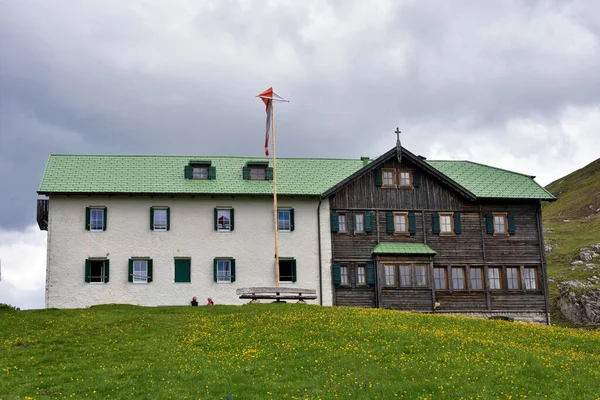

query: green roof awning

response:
[372,243,437,255]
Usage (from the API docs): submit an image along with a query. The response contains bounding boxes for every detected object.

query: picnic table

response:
[236,287,317,303]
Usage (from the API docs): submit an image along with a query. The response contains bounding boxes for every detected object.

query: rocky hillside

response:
[542,158,600,327]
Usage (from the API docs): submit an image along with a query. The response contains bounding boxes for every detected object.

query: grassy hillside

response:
[1,305,599,399]
[542,158,600,325]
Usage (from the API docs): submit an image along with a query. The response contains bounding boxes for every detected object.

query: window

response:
[493,213,508,235]
[451,267,466,290]
[278,209,294,232]
[279,259,296,282]
[399,265,411,286]
[151,207,169,231]
[434,267,448,290]
[384,265,396,286]
[488,267,502,290]
[192,166,208,180]
[355,214,364,233]
[85,259,109,283]
[398,170,412,187]
[216,209,232,231]
[86,207,106,231]
[382,168,395,187]
[174,259,191,283]
[216,260,232,283]
[338,213,347,232]
[250,167,266,180]
[340,265,349,285]
[356,265,366,286]
[523,267,538,290]
[506,267,520,290]
[129,259,152,284]
[470,267,484,290]
[415,265,427,286]
[394,212,408,234]
[440,213,453,235]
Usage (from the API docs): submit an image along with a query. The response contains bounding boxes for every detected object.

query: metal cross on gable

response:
[395,127,402,164]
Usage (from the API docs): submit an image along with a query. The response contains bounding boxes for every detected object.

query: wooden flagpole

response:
[271,101,280,287]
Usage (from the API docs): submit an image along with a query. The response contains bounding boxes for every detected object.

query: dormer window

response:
[184,160,216,180]
[243,161,273,180]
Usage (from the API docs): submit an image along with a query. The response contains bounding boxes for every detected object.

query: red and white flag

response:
[257,87,288,157]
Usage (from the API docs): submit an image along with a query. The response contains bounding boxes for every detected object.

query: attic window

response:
[185,160,215,180]
[243,161,272,181]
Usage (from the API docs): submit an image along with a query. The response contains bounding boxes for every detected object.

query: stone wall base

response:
[435,311,549,325]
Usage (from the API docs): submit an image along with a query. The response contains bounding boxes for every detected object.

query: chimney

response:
[360,157,370,166]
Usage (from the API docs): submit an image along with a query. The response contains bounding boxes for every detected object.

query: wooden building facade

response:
[323,147,555,324]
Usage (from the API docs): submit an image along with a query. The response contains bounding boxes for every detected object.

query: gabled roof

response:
[321,147,556,201]
[372,243,437,255]
[425,160,555,200]
[37,155,365,196]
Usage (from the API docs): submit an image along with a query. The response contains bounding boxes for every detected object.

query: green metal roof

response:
[38,155,366,196]
[371,243,437,255]
[426,160,555,200]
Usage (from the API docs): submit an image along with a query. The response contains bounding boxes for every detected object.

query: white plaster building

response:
[37,155,366,308]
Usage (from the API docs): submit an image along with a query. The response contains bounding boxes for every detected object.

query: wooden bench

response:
[236,287,317,303]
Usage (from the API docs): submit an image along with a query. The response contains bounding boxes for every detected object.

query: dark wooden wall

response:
[329,156,548,317]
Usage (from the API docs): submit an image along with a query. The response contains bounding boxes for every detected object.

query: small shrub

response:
[0,303,17,312]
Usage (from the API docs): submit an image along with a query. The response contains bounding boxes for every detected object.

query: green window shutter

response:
[166,207,171,231]
[213,208,218,231]
[128,259,133,282]
[432,213,440,234]
[408,212,416,234]
[213,258,218,282]
[184,165,193,179]
[366,263,375,285]
[242,167,250,180]
[290,208,295,231]
[507,213,516,235]
[147,260,153,283]
[330,212,339,232]
[291,259,297,282]
[375,169,382,187]
[104,260,110,283]
[208,166,216,180]
[454,212,462,234]
[175,259,191,283]
[485,214,494,234]
[231,259,236,283]
[365,212,373,233]
[332,263,341,285]
[386,212,394,233]
[85,259,91,283]
[102,208,107,231]
[230,208,235,231]
[266,167,273,180]
[413,169,421,187]
[150,207,155,230]
[85,207,91,231]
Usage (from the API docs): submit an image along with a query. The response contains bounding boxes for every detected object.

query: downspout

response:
[317,199,323,305]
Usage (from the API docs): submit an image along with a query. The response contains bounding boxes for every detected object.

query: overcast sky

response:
[1,0,599,309]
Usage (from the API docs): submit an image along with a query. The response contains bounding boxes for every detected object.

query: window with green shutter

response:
[244,161,269,180]
[85,259,109,283]
[214,258,234,283]
[279,259,296,282]
[186,161,215,180]
[215,208,234,231]
[277,209,294,232]
[129,259,152,283]
[174,259,191,283]
[86,207,106,231]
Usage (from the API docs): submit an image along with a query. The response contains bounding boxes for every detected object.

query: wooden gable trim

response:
[320,147,477,201]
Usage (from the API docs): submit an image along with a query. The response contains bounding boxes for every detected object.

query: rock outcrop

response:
[556,283,600,326]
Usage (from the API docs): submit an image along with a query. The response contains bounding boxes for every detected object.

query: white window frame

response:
[523,267,538,290]
[394,212,408,234]
[153,208,168,231]
[89,259,107,284]
[192,166,208,180]
[506,267,520,290]
[356,265,366,286]
[488,267,502,290]
[434,267,447,290]
[216,259,232,283]
[398,170,412,187]
[250,167,266,180]
[384,264,396,286]
[277,209,291,232]
[355,213,364,233]
[217,209,231,232]
[451,267,466,290]
[415,265,427,286]
[90,208,105,231]
[382,169,395,187]
[399,265,412,287]
[340,265,349,285]
[469,267,484,290]
[133,260,148,284]
[440,213,453,235]
[338,213,347,232]
[493,213,508,235]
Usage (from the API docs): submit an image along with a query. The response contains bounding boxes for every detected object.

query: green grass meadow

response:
[1,305,599,399]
